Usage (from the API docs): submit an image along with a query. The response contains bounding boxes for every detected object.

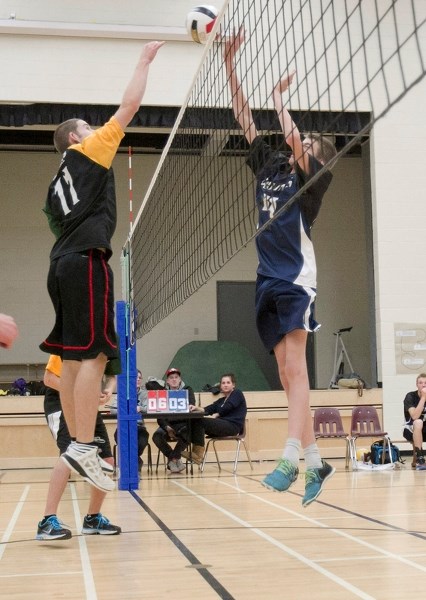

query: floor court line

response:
[0,485,30,561]
[171,480,375,600]
[315,502,426,541]
[234,471,426,538]
[211,478,426,573]
[130,489,236,600]
[0,571,83,579]
[70,484,97,600]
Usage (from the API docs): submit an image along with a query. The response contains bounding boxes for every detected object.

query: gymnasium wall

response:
[0,150,370,392]
[370,83,426,440]
[1,0,425,444]
[0,0,208,106]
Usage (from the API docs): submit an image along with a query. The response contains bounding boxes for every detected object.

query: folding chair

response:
[200,421,253,474]
[349,405,392,470]
[313,407,351,469]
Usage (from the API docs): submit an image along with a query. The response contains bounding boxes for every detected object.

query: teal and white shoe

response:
[302,460,335,507]
[261,458,299,492]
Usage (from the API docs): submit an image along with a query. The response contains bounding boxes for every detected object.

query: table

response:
[104,410,203,479]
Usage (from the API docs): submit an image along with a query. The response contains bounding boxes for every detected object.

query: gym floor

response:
[1,459,425,600]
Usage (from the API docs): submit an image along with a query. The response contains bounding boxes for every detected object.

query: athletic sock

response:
[75,441,97,449]
[282,438,301,467]
[42,514,56,523]
[303,443,323,469]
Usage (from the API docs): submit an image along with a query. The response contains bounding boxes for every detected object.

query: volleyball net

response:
[125,0,425,336]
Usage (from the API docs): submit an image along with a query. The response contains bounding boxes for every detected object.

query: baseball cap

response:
[166,367,181,377]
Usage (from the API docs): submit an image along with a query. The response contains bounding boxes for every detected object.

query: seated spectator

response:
[113,368,149,472]
[152,367,195,473]
[182,373,247,465]
[403,372,426,469]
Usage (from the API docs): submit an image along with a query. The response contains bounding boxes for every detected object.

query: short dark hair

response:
[53,118,80,154]
[220,372,236,385]
[310,133,337,165]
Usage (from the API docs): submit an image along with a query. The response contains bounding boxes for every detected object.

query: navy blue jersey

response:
[43,117,124,261]
[246,137,333,287]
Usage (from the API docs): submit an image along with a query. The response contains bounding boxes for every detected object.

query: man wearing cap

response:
[152,368,195,473]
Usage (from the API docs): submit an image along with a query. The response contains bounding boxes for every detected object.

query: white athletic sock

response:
[282,438,301,467]
[71,441,97,454]
[303,443,323,469]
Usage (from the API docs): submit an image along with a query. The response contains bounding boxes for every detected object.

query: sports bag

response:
[369,440,401,464]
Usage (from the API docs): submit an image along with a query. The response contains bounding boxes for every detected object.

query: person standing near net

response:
[224,30,337,506]
[36,355,119,540]
[113,369,150,473]
[39,41,164,495]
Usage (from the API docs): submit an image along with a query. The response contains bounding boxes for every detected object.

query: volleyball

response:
[186,5,218,44]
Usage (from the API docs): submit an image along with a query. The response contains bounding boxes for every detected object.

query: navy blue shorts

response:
[40,249,118,361]
[255,276,319,352]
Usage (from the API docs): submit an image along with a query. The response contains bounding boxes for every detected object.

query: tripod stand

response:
[329,327,356,388]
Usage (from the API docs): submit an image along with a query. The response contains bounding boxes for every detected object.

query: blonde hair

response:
[310,133,337,165]
[416,373,426,383]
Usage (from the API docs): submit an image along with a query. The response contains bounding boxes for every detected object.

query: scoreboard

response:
[146,389,189,413]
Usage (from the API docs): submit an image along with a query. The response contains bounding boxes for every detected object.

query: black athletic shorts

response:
[40,249,119,361]
[44,387,113,458]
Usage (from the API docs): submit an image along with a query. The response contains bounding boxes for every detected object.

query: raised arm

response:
[273,71,310,174]
[114,41,165,130]
[223,29,258,144]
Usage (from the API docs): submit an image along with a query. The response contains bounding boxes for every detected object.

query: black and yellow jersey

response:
[43,117,124,260]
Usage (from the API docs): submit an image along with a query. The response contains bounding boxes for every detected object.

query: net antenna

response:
[128,145,133,231]
[127,0,425,337]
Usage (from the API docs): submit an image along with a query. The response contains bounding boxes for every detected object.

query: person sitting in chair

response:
[403,372,426,470]
[182,373,247,465]
[152,368,195,473]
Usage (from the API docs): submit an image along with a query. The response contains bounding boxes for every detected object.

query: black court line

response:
[307,496,426,541]
[130,490,236,600]
[243,473,426,541]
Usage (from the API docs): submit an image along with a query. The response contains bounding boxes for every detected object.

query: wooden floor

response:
[1,459,426,600]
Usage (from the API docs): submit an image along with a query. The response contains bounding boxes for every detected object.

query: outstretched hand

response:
[141,41,165,63]
[222,26,245,59]
[274,70,296,94]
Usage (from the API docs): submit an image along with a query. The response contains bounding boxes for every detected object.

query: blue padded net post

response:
[116,300,139,490]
